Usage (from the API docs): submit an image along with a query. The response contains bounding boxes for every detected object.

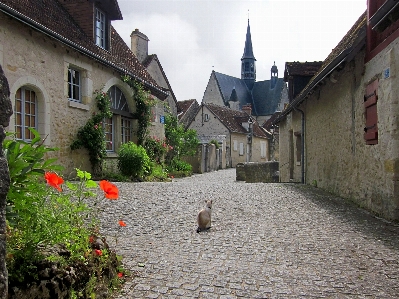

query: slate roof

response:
[274,10,367,123]
[213,71,284,117]
[242,20,256,60]
[204,103,268,138]
[177,99,199,129]
[0,0,166,97]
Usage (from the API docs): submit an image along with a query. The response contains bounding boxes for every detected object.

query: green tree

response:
[165,114,198,162]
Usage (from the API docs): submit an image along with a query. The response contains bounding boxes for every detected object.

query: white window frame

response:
[68,67,81,102]
[239,142,244,156]
[95,8,106,49]
[260,141,267,158]
[121,117,132,144]
[14,87,38,141]
[103,116,114,152]
[233,140,238,151]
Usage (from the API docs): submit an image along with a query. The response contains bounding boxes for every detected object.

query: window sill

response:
[68,101,89,111]
[106,152,118,158]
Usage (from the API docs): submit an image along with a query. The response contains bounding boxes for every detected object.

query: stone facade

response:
[0,4,167,177]
[189,104,269,168]
[278,10,399,220]
[0,63,12,299]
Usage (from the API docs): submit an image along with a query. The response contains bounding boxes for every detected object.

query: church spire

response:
[241,18,256,89]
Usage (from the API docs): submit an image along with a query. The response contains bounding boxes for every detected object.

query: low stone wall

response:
[236,162,279,183]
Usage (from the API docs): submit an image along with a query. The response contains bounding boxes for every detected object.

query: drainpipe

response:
[294,107,305,184]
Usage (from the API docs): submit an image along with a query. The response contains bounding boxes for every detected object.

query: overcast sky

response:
[112,0,366,103]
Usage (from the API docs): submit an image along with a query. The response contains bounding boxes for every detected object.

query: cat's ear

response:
[210,200,213,204]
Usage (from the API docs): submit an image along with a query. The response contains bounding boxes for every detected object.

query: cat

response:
[197,200,212,233]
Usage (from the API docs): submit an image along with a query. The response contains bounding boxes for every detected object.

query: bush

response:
[167,158,192,172]
[143,136,169,164]
[117,142,151,178]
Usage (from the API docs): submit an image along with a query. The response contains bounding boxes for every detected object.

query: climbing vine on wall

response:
[122,75,156,145]
[70,91,112,174]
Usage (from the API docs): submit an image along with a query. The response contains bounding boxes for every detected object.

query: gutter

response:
[0,3,168,99]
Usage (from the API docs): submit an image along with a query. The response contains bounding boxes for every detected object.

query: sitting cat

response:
[197,200,212,233]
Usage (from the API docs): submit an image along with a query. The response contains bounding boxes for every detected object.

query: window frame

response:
[67,67,81,103]
[95,8,106,49]
[14,87,38,141]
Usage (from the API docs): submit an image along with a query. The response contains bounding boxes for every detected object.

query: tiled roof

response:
[177,99,197,118]
[284,61,323,79]
[213,71,283,117]
[204,103,267,138]
[0,0,165,96]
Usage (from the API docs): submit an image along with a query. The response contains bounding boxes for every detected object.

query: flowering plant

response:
[144,136,172,164]
[5,133,126,294]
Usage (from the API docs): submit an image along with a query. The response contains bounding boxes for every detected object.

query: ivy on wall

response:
[122,75,156,145]
[70,91,112,174]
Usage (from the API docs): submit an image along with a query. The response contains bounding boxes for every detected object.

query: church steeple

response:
[241,18,256,89]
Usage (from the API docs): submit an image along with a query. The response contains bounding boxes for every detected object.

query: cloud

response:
[114,12,215,102]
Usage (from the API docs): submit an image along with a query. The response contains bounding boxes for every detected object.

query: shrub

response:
[117,142,151,178]
[143,136,169,164]
[167,158,192,172]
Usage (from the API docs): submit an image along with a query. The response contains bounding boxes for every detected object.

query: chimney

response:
[130,29,149,63]
[242,104,252,116]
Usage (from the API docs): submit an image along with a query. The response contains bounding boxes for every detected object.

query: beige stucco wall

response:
[0,14,164,177]
[279,41,399,220]
[202,72,225,106]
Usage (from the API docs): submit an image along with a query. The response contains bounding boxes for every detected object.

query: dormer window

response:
[95,8,106,49]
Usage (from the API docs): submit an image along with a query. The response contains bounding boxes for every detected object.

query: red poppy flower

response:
[94,249,102,256]
[44,172,64,191]
[99,180,119,199]
[89,236,95,243]
[117,272,124,278]
[119,220,126,227]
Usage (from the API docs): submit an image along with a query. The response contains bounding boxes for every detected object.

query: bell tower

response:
[241,19,256,89]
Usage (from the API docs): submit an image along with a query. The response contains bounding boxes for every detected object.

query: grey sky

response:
[112,0,366,102]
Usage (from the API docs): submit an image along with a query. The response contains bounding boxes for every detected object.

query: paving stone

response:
[102,169,399,298]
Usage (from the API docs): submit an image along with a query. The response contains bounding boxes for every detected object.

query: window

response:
[68,68,81,102]
[105,86,132,152]
[260,141,267,158]
[233,140,238,151]
[103,117,114,151]
[204,114,209,122]
[95,8,106,49]
[364,79,379,145]
[121,117,132,144]
[14,87,37,141]
[239,142,244,156]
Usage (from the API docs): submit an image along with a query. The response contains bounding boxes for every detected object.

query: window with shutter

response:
[364,79,378,145]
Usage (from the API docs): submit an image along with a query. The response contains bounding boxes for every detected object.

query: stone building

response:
[202,19,288,124]
[0,0,170,176]
[274,0,399,220]
[189,103,269,168]
[177,99,199,129]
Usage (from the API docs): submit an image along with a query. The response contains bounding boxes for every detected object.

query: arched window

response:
[14,87,37,141]
[104,86,133,152]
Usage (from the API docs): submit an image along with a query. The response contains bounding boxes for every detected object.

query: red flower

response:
[89,236,95,243]
[119,220,126,227]
[94,249,102,256]
[99,180,119,199]
[44,172,64,191]
[117,272,124,278]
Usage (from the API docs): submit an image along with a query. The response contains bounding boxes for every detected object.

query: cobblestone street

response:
[101,168,399,298]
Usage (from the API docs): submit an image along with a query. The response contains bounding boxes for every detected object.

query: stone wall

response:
[279,42,399,220]
[0,64,13,299]
[236,162,279,183]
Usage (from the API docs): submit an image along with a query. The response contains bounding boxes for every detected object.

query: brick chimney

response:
[242,104,252,116]
[130,29,149,63]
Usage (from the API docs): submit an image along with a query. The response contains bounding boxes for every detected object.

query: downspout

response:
[294,107,305,184]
